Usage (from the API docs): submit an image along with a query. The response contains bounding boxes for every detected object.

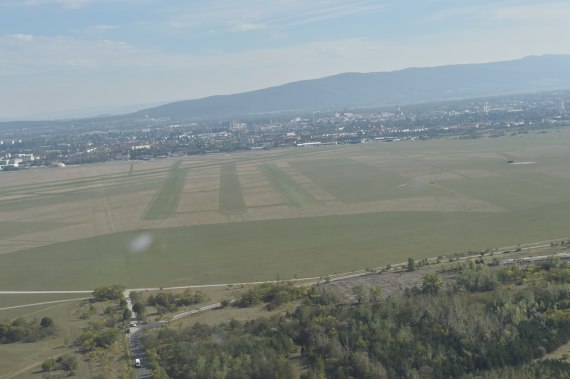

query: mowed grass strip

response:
[259,164,319,207]
[219,162,246,214]
[143,160,188,220]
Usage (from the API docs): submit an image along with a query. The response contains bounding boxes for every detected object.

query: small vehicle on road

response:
[135,358,141,368]
[130,321,137,327]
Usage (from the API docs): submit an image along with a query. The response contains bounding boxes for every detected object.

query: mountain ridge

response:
[2,54,570,126]
[131,54,570,120]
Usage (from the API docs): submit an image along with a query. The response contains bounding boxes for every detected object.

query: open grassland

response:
[0,293,89,318]
[1,130,570,290]
[0,300,84,379]
[0,299,134,379]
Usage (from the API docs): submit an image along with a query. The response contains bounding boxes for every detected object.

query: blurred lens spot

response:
[128,233,154,254]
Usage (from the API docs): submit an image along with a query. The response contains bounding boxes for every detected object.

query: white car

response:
[135,358,141,368]
[130,321,137,327]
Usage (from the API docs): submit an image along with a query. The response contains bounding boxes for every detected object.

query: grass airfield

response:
[2,129,570,291]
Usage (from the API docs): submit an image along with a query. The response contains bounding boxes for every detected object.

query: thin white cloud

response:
[422,6,480,23]
[489,1,570,22]
[265,2,383,28]
[423,1,570,24]
[9,33,35,42]
[231,23,268,32]
[0,34,136,74]
[7,0,93,9]
[91,24,117,32]
[168,0,382,33]
[55,0,91,8]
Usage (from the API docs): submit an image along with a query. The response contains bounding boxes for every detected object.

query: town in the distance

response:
[0,90,568,170]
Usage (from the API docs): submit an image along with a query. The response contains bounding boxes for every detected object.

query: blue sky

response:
[1,0,569,119]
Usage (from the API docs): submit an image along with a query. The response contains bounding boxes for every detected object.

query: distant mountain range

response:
[2,54,570,127]
[130,54,570,120]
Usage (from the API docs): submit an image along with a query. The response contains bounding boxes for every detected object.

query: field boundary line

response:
[0,297,89,311]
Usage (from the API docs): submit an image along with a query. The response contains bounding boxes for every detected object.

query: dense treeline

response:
[235,282,306,309]
[141,261,570,378]
[147,289,205,314]
[0,317,56,343]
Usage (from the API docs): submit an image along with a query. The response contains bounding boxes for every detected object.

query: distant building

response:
[115,152,130,160]
[131,145,151,150]
[296,142,322,147]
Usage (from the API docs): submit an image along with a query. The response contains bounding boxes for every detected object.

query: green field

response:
[143,160,188,220]
[1,130,570,291]
[1,202,570,290]
[259,164,319,207]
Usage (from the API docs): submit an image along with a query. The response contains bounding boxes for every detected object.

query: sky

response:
[1,0,570,120]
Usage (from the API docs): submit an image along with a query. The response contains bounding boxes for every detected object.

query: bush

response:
[0,317,56,344]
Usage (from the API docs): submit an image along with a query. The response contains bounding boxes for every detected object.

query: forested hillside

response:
[141,259,570,378]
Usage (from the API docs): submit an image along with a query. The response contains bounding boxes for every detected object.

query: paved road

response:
[128,302,225,379]
[129,326,152,379]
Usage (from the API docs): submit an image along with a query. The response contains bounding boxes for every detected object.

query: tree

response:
[130,291,142,304]
[369,286,383,302]
[133,302,145,315]
[352,285,366,304]
[123,308,133,321]
[92,285,126,302]
[407,257,416,272]
[421,273,444,295]
[40,317,54,329]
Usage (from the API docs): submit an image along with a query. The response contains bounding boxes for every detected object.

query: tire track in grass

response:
[142,160,188,220]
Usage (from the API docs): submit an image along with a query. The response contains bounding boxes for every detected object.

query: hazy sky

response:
[1,0,569,119]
